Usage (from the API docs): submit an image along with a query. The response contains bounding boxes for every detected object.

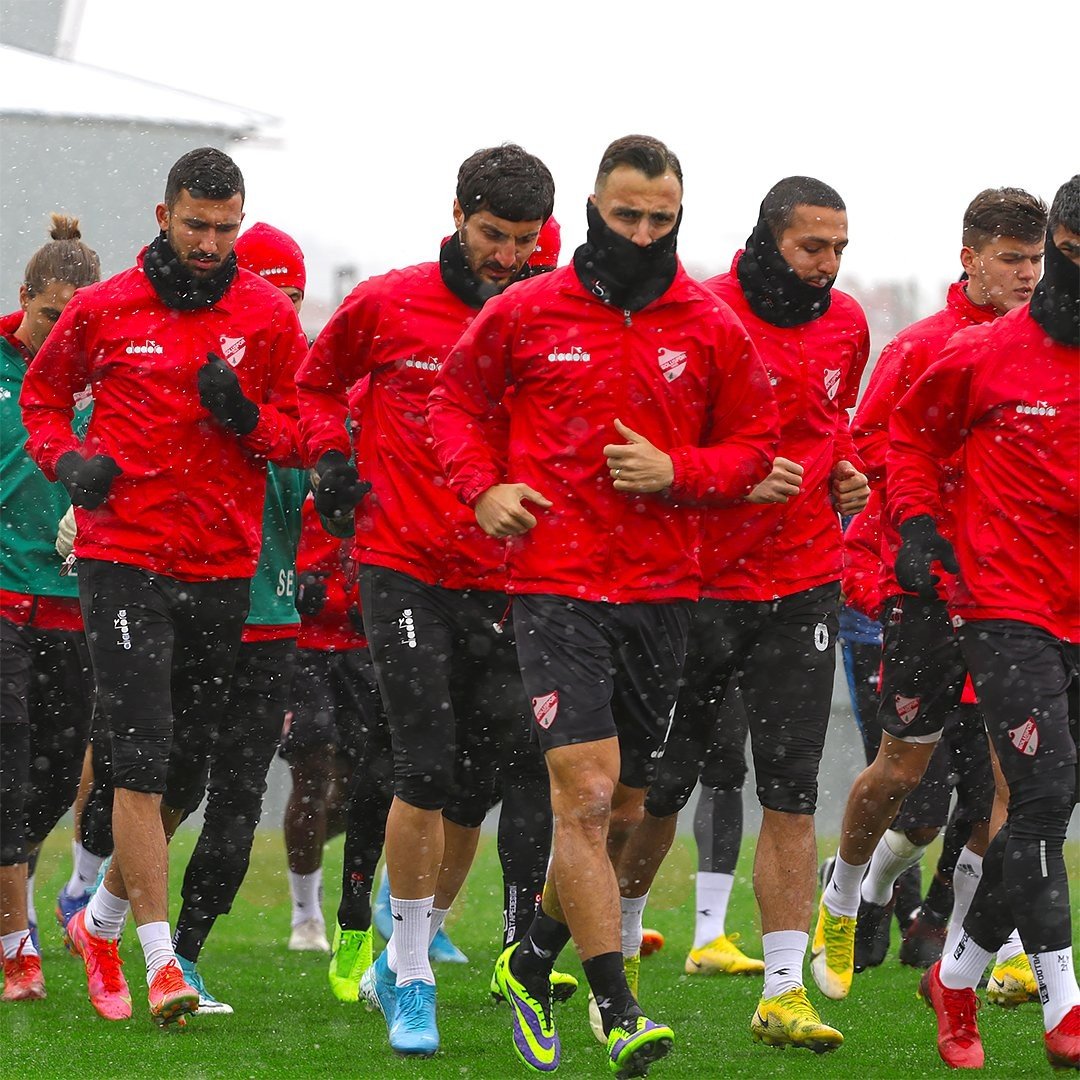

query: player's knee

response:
[394,760,454,811]
[756,768,818,815]
[643,773,694,819]
[110,719,172,794]
[1006,765,1075,843]
[553,777,615,835]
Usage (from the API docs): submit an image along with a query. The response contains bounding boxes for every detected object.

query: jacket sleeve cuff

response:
[668,447,690,495]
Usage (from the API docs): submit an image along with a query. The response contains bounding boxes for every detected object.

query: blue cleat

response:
[428,926,468,964]
[359,950,398,1024]
[390,980,439,1057]
[372,873,393,942]
[177,955,233,1015]
[55,887,91,932]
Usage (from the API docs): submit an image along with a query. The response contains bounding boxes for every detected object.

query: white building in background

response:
[0,0,277,304]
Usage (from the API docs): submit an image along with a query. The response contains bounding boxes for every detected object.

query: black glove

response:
[346,603,366,636]
[55,451,122,509]
[198,353,259,435]
[295,571,329,617]
[313,450,370,521]
[895,514,959,599]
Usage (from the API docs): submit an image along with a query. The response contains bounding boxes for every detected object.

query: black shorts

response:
[877,594,969,743]
[361,566,523,824]
[78,559,249,798]
[647,582,840,817]
[280,646,380,763]
[512,594,691,789]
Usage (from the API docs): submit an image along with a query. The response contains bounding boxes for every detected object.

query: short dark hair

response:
[595,135,683,192]
[456,144,555,223]
[761,176,845,237]
[962,187,1047,249]
[164,147,245,208]
[1048,175,1080,234]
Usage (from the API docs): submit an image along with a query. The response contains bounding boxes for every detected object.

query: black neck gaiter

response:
[1029,231,1080,346]
[439,233,529,309]
[573,201,681,312]
[142,233,236,311]
[737,215,833,327]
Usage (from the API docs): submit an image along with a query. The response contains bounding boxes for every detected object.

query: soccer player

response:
[429,133,778,1077]
[893,175,1079,1071]
[296,144,555,1057]
[812,187,1048,1001]
[20,148,306,1026]
[1,216,100,1001]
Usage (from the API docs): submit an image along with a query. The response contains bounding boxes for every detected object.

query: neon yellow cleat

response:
[589,954,640,1045]
[685,933,765,976]
[810,898,855,1000]
[751,986,844,1053]
[986,952,1038,1008]
[328,924,372,1003]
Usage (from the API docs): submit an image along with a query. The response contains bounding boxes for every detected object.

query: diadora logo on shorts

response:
[114,608,132,651]
[1007,717,1039,756]
[547,346,591,363]
[1015,400,1057,417]
[895,694,920,726]
[404,355,441,372]
[824,368,842,401]
[531,690,558,729]
[219,334,246,367]
[397,608,417,649]
[126,339,163,355]
[658,347,687,382]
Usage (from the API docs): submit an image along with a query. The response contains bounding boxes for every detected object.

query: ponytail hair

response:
[23,214,101,296]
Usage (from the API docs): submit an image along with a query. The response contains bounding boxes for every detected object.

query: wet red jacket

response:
[841,495,885,621]
[427,263,779,604]
[296,260,508,592]
[853,282,997,602]
[700,256,870,600]
[888,304,1079,642]
[20,254,305,582]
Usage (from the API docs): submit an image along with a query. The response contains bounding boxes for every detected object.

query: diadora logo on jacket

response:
[126,339,163,354]
[404,355,441,371]
[658,347,687,382]
[547,346,591,363]
[824,368,842,401]
[219,335,246,367]
[1015,400,1057,417]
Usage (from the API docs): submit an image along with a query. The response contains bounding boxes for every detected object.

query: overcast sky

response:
[73,0,1075,316]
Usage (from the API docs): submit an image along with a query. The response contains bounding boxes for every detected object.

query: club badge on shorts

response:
[895,694,920,726]
[531,690,559,730]
[1007,717,1039,756]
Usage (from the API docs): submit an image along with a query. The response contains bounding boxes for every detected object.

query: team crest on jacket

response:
[895,694,920,726]
[1007,718,1039,756]
[658,348,687,382]
[219,334,247,367]
[531,690,558,730]
[824,368,841,401]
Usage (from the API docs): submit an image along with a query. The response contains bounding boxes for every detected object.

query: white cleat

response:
[289,918,330,952]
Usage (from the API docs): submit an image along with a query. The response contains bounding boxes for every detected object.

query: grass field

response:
[3,827,1076,1079]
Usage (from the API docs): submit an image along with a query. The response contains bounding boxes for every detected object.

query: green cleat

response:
[606,1014,674,1078]
[328,923,372,1003]
[490,943,560,1072]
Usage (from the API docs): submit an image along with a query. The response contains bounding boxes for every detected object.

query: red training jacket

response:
[853,281,997,602]
[887,304,1079,642]
[701,255,870,600]
[427,262,779,604]
[20,253,306,582]
[296,259,508,592]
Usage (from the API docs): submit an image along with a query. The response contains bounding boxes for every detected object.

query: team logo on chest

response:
[219,334,247,367]
[658,347,687,382]
[824,368,841,401]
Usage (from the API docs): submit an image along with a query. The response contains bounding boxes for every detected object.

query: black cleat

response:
[853,897,894,972]
[899,906,947,969]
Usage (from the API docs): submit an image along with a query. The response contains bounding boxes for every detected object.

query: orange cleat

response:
[1045,1004,1080,1071]
[918,961,984,1069]
[64,908,131,1020]
[640,928,665,957]
[147,959,199,1027]
[2,938,46,1002]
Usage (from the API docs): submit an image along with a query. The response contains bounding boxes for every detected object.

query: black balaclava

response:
[1029,229,1080,346]
[737,210,834,327]
[573,200,681,312]
[142,232,237,310]
[439,230,531,310]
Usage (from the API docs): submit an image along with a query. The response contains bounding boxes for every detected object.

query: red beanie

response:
[530,216,561,269]
[235,222,306,294]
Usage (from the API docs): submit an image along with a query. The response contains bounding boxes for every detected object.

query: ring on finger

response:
[614,468,621,479]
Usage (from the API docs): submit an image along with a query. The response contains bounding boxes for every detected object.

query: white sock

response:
[1030,947,1080,1031]
[389,895,434,986]
[823,854,867,918]
[861,830,927,906]
[84,884,130,940]
[762,930,807,997]
[693,872,734,948]
[136,921,175,985]
[428,907,449,944]
[997,928,1023,964]
[66,842,106,898]
[25,872,37,926]
[289,869,323,927]
[943,847,983,959]
[620,893,648,958]
[1,929,38,959]
[940,931,994,989]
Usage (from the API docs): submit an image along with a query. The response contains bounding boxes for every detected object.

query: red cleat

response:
[148,959,198,1027]
[2,938,46,1001]
[918,961,984,1069]
[64,908,131,1020]
[1045,1004,1080,1071]
[640,929,665,958]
